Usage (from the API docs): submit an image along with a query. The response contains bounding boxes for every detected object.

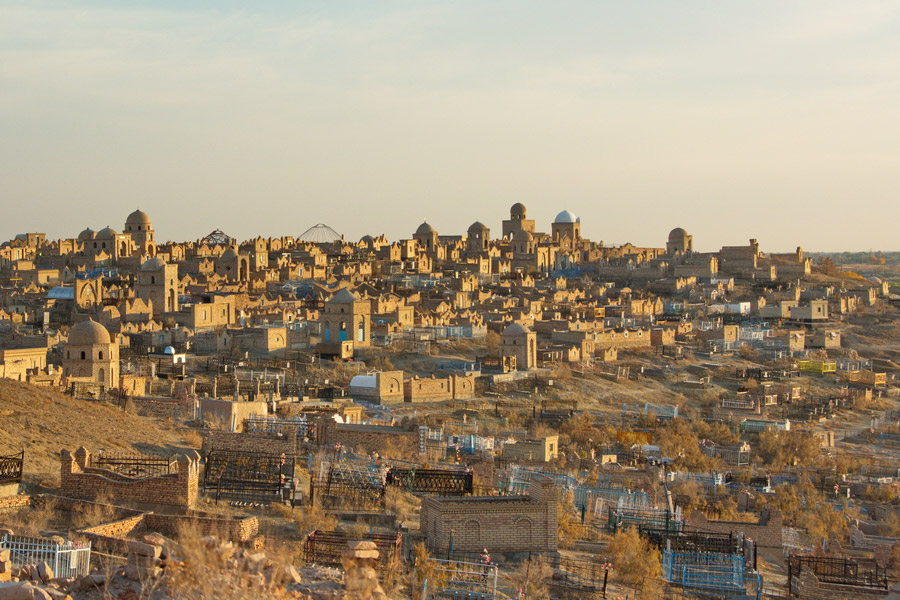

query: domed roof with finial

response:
[468,221,488,233]
[78,228,95,241]
[126,209,152,226]
[510,203,527,218]
[415,222,436,236]
[68,319,111,345]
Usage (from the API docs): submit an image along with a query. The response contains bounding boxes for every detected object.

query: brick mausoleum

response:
[420,475,558,554]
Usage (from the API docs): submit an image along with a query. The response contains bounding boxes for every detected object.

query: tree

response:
[513,555,552,600]
[816,256,839,276]
[484,331,500,355]
[756,430,822,469]
[557,497,583,549]
[607,528,662,592]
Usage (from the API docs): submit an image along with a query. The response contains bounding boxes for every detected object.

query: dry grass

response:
[0,379,197,488]
[162,523,289,600]
[270,500,338,540]
[385,487,420,527]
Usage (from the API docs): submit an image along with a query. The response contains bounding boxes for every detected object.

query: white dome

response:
[554,210,578,224]
[163,346,176,355]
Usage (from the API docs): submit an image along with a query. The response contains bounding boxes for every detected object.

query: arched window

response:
[339,321,347,342]
[324,321,331,342]
[98,368,105,384]
[98,351,104,360]
[80,351,86,360]
[358,319,365,342]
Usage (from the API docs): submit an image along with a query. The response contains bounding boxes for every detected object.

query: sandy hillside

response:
[0,379,197,489]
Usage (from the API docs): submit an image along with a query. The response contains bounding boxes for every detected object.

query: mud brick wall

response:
[33,495,144,520]
[0,495,31,510]
[687,507,783,548]
[404,374,475,402]
[850,525,900,551]
[143,513,259,542]
[129,395,196,421]
[60,448,199,508]
[204,430,298,456]
[77,515,147,554]
[320,421,417,455]
[421,476,558,554]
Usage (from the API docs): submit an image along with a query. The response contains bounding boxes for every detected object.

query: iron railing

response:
[303,530,401,572]
[90,452,176,478]
[204,450,296,505]
[788,554,888,592]
[0,450,24,484]
[1,535,91,579]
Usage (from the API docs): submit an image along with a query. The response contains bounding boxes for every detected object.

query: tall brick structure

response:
[421,476,558,554]
[60,447,199,508]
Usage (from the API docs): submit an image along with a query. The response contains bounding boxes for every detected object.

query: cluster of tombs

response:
[6,427,900,598]
[2,208,899,597]
[0,204,888,391]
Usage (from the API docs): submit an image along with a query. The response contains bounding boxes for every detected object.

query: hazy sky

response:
[2,1,899,252]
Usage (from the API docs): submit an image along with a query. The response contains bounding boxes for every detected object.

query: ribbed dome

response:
[141,257,167,271]
[69,319,111,345]
[415,222,436,236]
[126,210,152,225]
[510,203,527,218]
[78,228,95,241]
[554,210,578,224]
[96,226,119,239]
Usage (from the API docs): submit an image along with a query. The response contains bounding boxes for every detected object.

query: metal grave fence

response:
[421,558,511,600]
[309,463,386,511]
[577,486,650,517]
[0,450,24,484]
[607,506,682,534]
[204,450,296,505]
[246,415,317,443]
[788,554,888,594]
[90,452,176,478]
[0,535,91,579]
[664,550,761,599]
[304,530,401,573]
[385,467,473,496]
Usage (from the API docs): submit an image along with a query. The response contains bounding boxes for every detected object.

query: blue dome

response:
[554,210,578,224]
